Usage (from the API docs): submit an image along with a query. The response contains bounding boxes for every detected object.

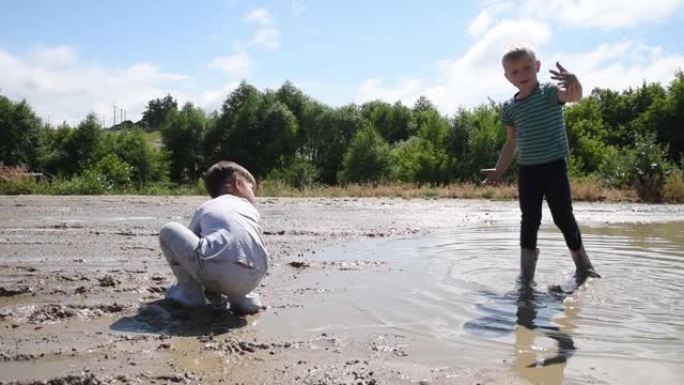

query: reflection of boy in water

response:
[158,161,268,315]
[481,46,600,286]
[514,288,577,384]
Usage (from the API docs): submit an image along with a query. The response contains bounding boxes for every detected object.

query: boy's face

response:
[503,55,540,93]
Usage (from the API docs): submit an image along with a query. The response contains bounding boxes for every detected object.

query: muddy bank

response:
[0,196,681,384]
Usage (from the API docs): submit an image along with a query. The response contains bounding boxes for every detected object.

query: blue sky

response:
[0,0,682,125]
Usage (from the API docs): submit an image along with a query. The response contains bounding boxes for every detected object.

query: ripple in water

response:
[265,221,684,384]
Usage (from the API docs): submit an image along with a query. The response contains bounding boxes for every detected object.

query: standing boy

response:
[481,46,600,286]
[158,161,268,314]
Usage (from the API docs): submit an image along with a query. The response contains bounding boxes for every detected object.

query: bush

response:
[597,146,634,188]
[265,158,319,190]
[92,153,133,189]
[393,137,447,184]
[338,124,394,184]
[258,178,295,196]
[663,168,684,202]
[630,134,672,202]
[51,170,108,195]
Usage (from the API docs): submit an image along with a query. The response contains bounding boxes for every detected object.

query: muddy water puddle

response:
[259,221,684,384]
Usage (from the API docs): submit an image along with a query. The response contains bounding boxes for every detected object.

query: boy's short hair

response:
[502,46,537,66]
[204,161,256,198]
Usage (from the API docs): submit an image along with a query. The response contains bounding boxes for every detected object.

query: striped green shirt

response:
[501,82,569,166]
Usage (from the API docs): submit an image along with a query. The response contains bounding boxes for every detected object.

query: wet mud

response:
[1,196,682,384]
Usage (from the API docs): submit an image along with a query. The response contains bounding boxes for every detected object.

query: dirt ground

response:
[0,196,681,385]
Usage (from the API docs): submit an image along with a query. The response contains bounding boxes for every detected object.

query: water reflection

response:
[463,283,582,384]
[513,286,576,385]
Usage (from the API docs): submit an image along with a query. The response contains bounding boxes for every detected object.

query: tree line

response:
[1,73,683,201]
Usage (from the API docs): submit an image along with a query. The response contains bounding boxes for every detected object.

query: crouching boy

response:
[158,161,268,314]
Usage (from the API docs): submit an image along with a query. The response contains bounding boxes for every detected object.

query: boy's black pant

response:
[518,158,582,251]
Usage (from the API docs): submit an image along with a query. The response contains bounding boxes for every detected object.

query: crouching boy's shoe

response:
[230,292,263,315]
[166,284,206,307]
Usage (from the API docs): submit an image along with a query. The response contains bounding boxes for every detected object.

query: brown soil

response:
[0,196,680,385]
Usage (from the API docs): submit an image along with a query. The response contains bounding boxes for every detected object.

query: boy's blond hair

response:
[501,46,537,66]
[204,161,256,198]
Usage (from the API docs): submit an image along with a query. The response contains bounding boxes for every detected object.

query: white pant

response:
[158,222,264,307]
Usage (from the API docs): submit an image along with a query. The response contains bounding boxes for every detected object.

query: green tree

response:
[310,105,364,184]
[204,82,262,165]
[49,113,102,177]
[361,100,416,143]
[662,72,684,163]
[297,100,328,164]
[448,105,504,183]
[339,124,393,184]
[161,103,207,184]
[416,108,449,147]
[207,83,299,179]
[39,122,72,176]
[276,81,310,124]
[0,96,42,168]
[97,128,169,186]
[141,94,178,131]
[413,96,436,113]
[249,96,299,177]
[393,136,447,185]
[565,97,609,144]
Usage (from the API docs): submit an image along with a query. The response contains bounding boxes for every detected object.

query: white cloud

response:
[356,18,683,114]
[468,9,493,37]
[194,81,241,113]
[243,7,281,51]
[29,45,78,66]
[357,78,425,106]
[550,41,684,93]
[244,8,272,26]
[252,28,281,51]
[356,19,552,111]
[208,51,252,77]
[0,46,189,125]
[485,0,683,29]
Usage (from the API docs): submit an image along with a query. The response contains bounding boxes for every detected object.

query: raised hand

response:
[550,62,582,102]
